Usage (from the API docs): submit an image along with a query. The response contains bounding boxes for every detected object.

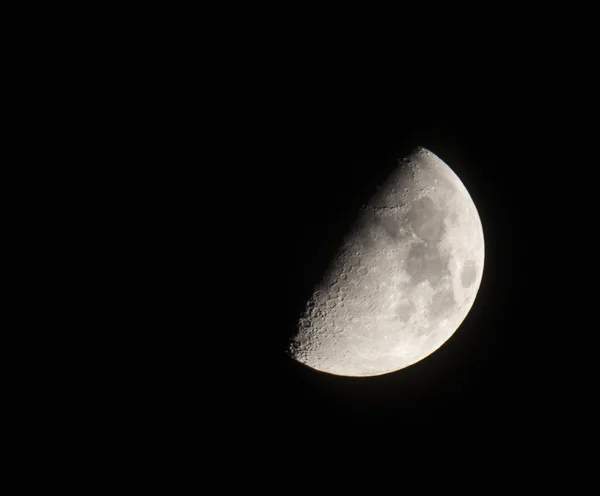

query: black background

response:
[261,104,547,436]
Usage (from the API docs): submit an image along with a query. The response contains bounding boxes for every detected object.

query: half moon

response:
[289,147,485,377]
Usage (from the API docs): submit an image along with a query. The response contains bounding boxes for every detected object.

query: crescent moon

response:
[289,147,485,377]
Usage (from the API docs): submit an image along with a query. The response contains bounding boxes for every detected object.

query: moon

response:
[289,147,485,377]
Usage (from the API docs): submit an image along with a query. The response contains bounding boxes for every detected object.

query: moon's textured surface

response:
[289,147,485,377]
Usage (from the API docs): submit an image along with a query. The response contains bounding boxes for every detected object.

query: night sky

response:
[263,108,546,435]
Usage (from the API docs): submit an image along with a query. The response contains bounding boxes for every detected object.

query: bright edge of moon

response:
[289,146,485,377]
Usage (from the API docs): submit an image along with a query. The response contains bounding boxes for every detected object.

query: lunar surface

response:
[289,147,485,377]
